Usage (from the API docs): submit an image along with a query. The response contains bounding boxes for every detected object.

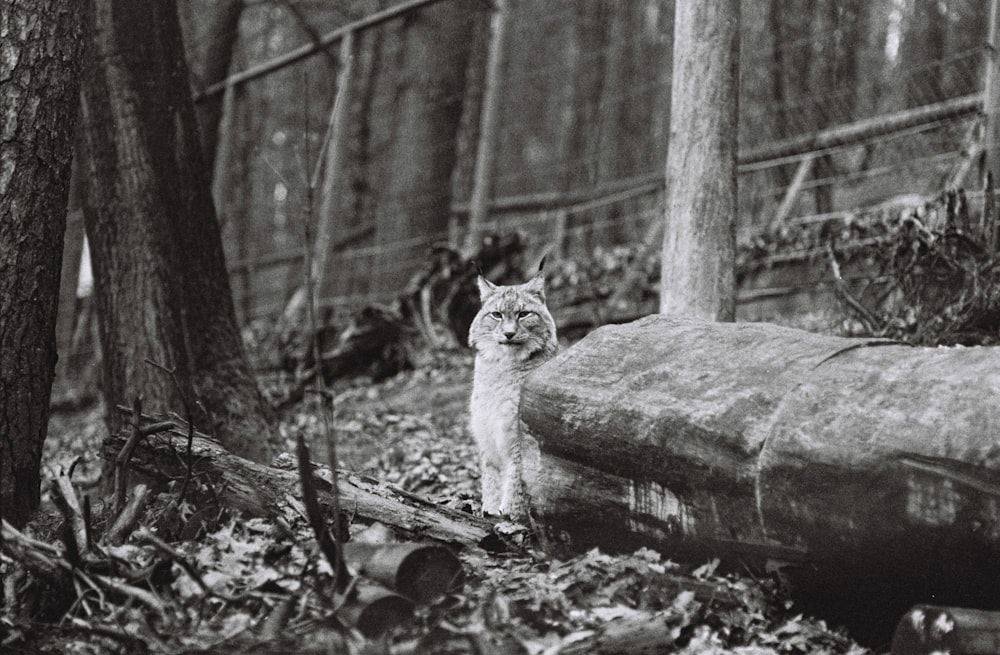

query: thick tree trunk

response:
[660,0,739,320]
[521,315,1000,639]
[0,0,85,528]
[78,0,275,462]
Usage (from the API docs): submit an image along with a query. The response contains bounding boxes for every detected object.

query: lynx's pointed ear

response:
[524,267,546,300]
[477,275,497,300]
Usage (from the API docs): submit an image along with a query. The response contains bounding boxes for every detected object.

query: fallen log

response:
[521,315,1000,640]
[342,542,464,604]
[100,426,496,549]
[891,605,1000,655]
[336,579,415,639]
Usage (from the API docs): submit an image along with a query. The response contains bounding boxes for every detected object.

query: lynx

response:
[468,263,558,519]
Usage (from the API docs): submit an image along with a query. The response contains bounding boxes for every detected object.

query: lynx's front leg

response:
[497,459,526,519]
[497,423,526,519]
[479,454,502,516]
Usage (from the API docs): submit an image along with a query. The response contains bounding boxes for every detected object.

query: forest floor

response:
[19,349,874,655]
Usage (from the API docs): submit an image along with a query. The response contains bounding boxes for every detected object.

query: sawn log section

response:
[521,315,1000,613]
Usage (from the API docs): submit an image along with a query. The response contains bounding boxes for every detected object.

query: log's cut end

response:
[891,605,1000,655]
[521,314,1000,581]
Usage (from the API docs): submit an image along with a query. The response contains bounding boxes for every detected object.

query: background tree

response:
[345,1,479,297]
[0,0,85,528]
[78,0,276,462]
[659,0,739,320]
[177,0,244,171]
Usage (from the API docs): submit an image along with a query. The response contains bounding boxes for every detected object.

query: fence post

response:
[463,0,509,255]
[984,0,1000,184]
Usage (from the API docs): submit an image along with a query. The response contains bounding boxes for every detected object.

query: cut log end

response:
[891,605,1000,655]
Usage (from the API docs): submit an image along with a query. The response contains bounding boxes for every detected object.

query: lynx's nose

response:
[502,329,517,341]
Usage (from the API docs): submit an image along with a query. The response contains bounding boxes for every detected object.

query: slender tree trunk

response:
[659,0,739,321]
[0,0,85,528]
[78,0,275,462]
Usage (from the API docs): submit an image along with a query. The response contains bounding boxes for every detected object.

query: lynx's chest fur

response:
[468,269,557,518]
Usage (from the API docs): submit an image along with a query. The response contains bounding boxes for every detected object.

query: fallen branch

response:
[99,424,497,549]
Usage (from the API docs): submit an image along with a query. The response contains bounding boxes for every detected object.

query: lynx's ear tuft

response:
[477,275,497,300]
[537,255,546,272]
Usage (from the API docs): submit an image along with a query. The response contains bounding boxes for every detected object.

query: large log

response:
[521,315,1000,638]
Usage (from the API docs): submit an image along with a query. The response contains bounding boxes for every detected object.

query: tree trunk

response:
[521,315,1000,640]
[78,0,276,462]
[366,1,476,295]
[660,0,739,320]
[181,0,244,172]
[54,157,86,389]
[0,0,85,528]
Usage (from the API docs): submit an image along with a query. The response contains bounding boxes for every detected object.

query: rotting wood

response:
[100,424,496,549]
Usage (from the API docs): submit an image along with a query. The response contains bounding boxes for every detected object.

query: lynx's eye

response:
[488,311,502,319]
[517,310,533,319]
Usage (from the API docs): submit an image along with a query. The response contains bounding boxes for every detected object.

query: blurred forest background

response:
[56,0,998,380]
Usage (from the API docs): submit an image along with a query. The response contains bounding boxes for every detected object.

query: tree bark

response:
[521,315,1000,638]
[0,0,85,528]
[78,0,276,462]
[660,0,739,321]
